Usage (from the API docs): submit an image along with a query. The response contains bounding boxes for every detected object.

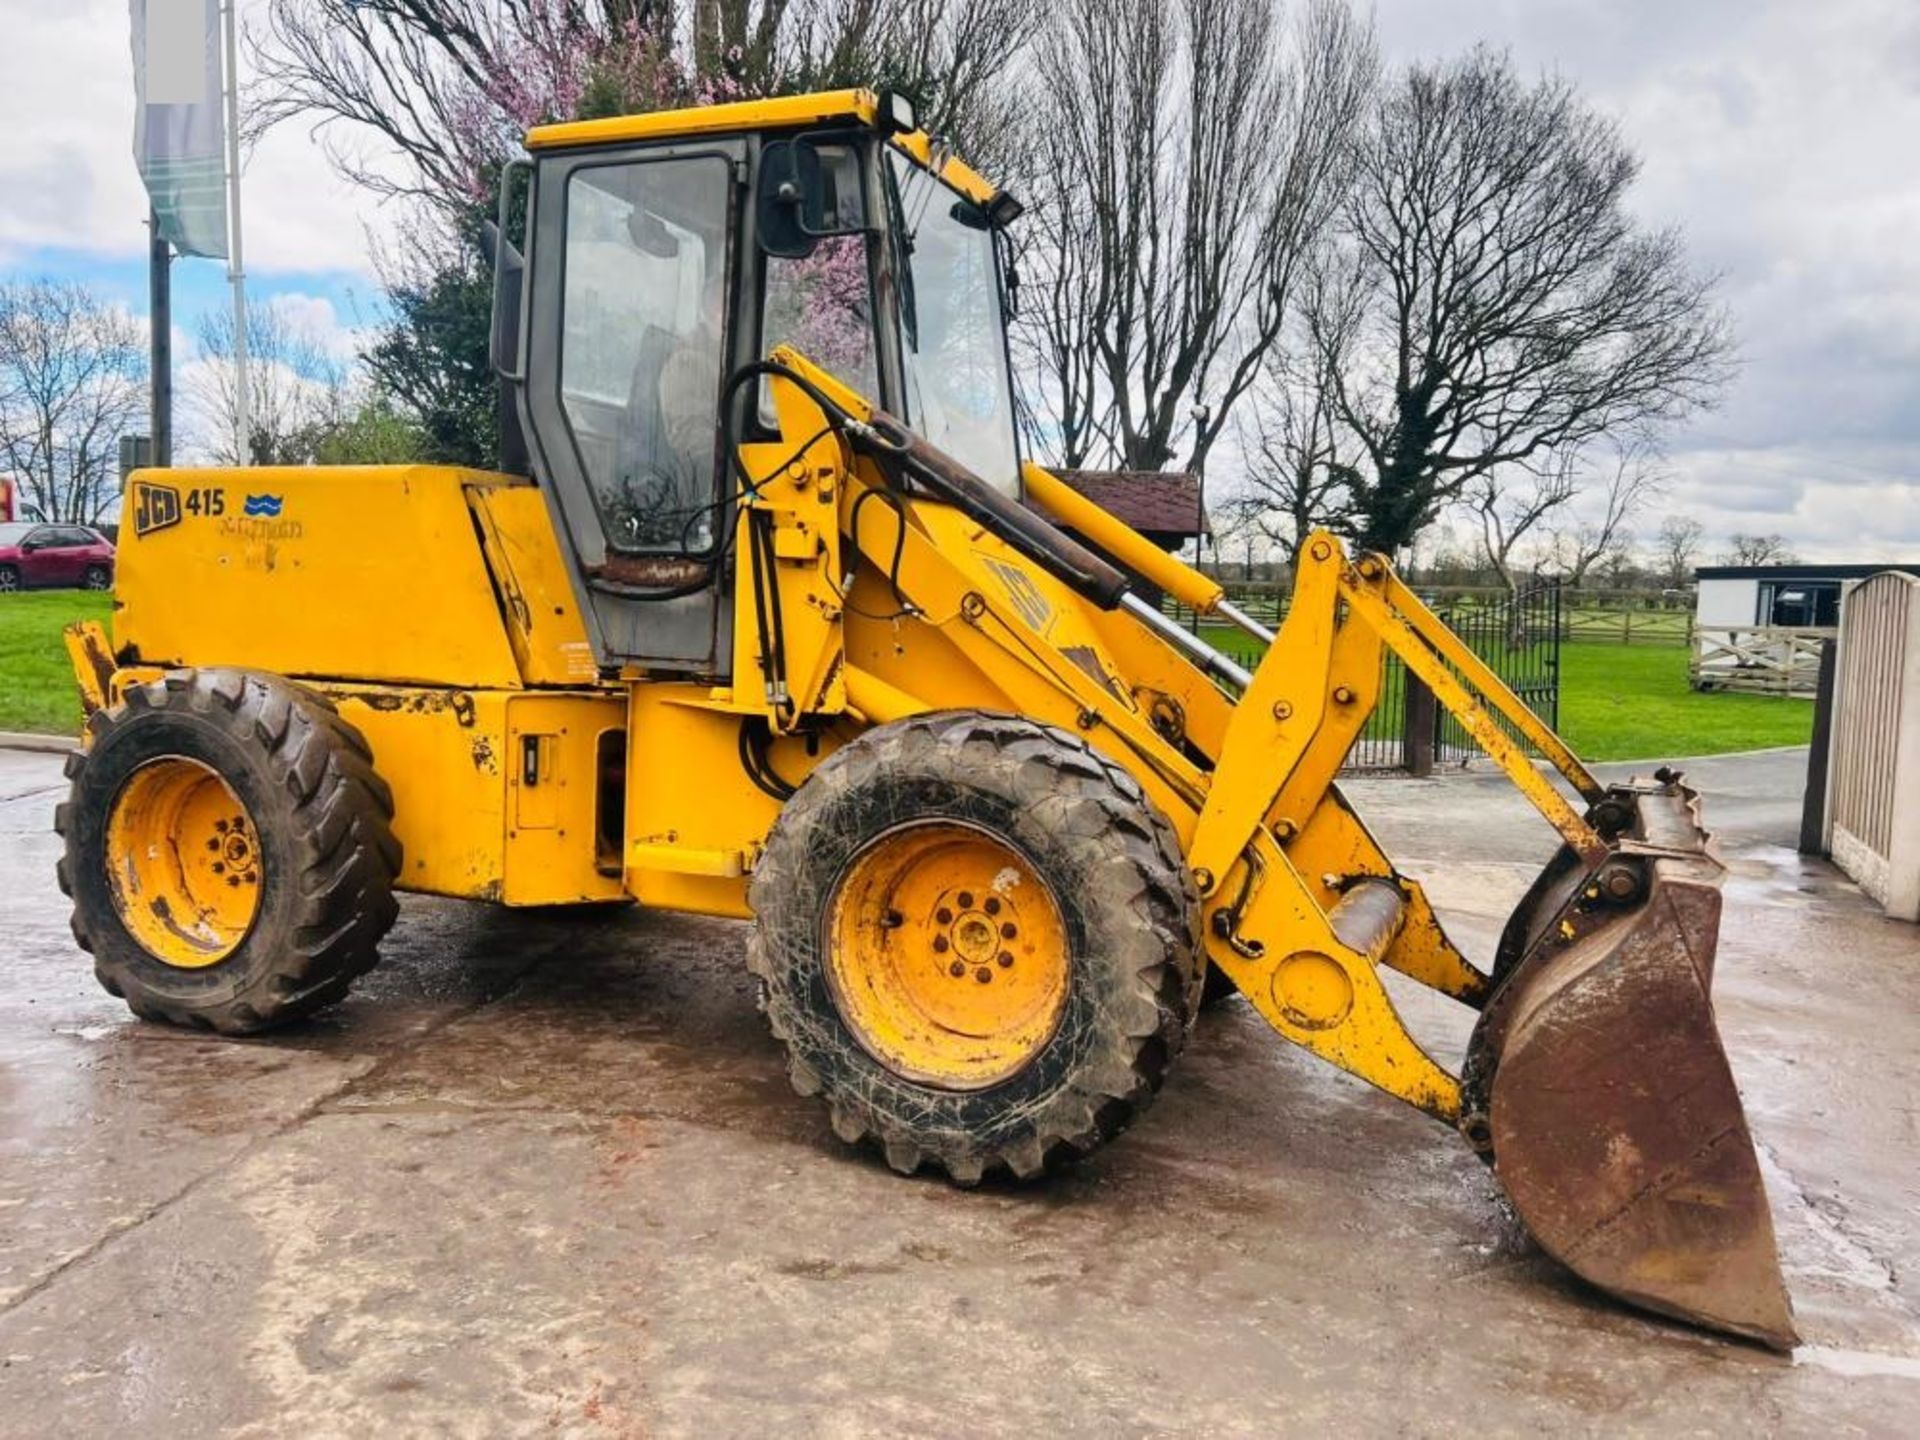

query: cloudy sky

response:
[5,0,1919,559]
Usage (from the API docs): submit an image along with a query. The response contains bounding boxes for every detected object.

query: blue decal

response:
[243,494,285,518]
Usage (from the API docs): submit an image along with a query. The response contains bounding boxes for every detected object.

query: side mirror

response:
[487,159,532,384]
[758,137,864,259]
[486,157,534,476]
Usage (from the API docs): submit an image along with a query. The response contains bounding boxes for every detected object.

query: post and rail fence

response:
[1688,626,1832,696]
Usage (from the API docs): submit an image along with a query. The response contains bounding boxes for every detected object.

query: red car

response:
[0,522,115,593]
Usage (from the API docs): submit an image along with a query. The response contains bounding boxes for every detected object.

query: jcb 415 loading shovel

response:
[62,92,1793,1354]
[1466,777,1796,1349]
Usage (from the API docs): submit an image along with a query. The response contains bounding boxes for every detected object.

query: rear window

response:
[0,523,33,544]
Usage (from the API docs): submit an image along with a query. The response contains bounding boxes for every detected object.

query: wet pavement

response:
[1,744,1916,1436]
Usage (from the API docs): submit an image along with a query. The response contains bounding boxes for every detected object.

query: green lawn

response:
[0,591,111,735]
[1,594,1813,761]
[1197,623,1811,761]
[1557,642,1812,761]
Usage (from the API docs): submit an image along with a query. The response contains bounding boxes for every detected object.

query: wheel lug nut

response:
[883,909,904,928]
[936,907,953,925]
[957,892,974,909]
[245,871,258,885]
[984,897,1001,915]
[212,862,225,874]
[226,875,240,887]
[997,952,1014,968]
[214,819,229,834]
[206,838,219,852]
[974,967,992,984]
[1001,922,1017,939]
[949,960,966,977]
[932,936,949,953]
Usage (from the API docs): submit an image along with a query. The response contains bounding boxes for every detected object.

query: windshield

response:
[886,150,1020,495]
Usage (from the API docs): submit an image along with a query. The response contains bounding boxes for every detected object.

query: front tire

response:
[0,565,18,593]
[748,711,1201,1182]
[56,669,401,1033]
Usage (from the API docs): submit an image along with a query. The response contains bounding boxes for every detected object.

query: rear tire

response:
[82,565,110,591]
[56,669,401,1034]
[748,710,1201,1183]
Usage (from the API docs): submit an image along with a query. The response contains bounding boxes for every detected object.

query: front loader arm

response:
[1185,535,1627,1122]
[741,360,1793,1346]
[746,358,1553,1112]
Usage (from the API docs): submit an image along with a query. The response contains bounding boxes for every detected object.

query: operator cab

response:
[490,90,1025,677]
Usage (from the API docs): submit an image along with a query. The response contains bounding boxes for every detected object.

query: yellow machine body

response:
[65,88,1795,1350]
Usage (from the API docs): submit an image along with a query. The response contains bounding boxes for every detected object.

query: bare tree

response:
[1017,0,1375,472]
[1306,47,1732,556]
[0,280,146,526]
[1593,539,1642,589]
[1545,441,1666,586]
[1470,459,1573,597]
[253,0,1044,215]
[1655,513,1705,589]
[188,302,345,465]
[1208,492,1284,580]
[1233,340,1360,558]
[1722,533,1799,566]
[780,0,1046,171]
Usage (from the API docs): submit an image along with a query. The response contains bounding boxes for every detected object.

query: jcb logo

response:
[132,482,182,537]
[979,554,1055,635]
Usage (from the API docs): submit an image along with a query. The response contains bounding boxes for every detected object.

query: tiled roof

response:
[1054,470,1208,536]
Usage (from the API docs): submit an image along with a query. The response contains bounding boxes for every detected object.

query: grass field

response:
[1196,622,1811,762]
[0,591,111,735]
[1556,641,1812,761]
[0,594,1814,761]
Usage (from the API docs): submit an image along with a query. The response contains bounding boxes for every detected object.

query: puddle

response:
[50,1023,120,1043]
[1792,1345,1920,1381]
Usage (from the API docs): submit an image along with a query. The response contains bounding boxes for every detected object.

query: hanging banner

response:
[130,0,229,259]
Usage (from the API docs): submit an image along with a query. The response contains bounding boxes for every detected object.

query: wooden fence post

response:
[1799,638,1839,856]
[1403,674,1437,777]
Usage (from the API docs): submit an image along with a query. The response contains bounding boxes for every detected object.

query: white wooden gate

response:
[1690,626,1831,695]
[1824,571,1920,920]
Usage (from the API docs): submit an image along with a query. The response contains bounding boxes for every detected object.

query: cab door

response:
[518,140,747,676]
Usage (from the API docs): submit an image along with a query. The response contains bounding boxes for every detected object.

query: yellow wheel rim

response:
[104,757,262,968]
[825,822,1071,1090]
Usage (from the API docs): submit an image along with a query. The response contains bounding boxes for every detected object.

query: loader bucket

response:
[1462,776,1798,1349]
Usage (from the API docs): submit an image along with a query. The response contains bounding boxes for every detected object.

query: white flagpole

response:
[221,0,249,465]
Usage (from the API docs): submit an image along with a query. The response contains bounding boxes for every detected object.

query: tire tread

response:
[61,668,402,1034]
[747,708,1200,1184]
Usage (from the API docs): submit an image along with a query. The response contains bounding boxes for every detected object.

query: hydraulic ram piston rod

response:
[1214,599,1276,647]
[1120,593,1255,690]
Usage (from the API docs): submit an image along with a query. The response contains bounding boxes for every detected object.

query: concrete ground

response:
[1,744,1916,1437]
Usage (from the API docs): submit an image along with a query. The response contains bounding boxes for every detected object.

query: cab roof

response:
[526,88,879,151]
[523,87,997,204]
